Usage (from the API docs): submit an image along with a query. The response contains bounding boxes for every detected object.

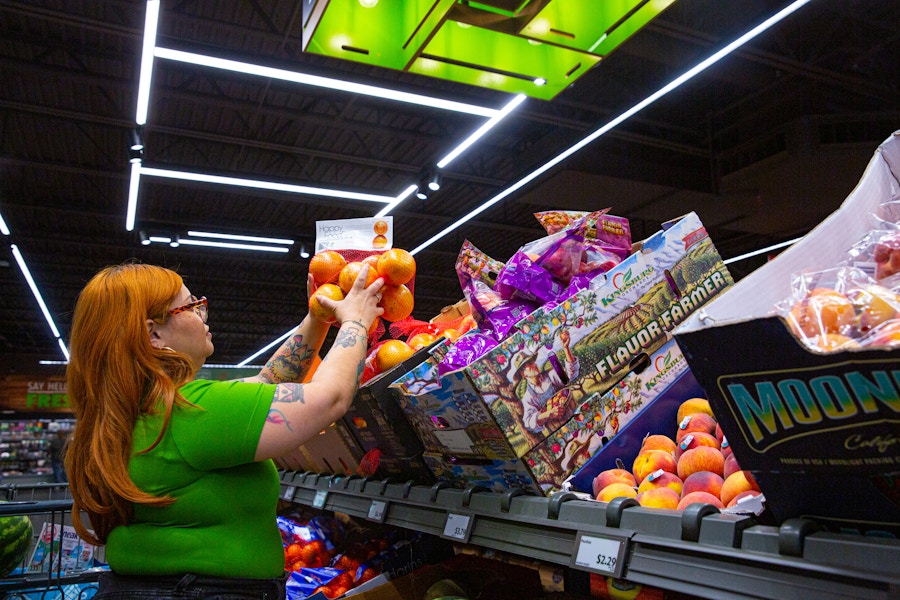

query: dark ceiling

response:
[1,0,898,374]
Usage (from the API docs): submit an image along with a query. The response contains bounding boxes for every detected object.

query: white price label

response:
[281,486,296,502]
[367,500,387,522]
[442,513,472,542]
[312,489,329,509]
[573,534,625,576]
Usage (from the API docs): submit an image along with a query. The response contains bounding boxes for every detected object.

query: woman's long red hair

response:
[65,263,197,545]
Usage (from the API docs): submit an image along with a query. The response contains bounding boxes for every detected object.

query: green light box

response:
[302,0,677,101]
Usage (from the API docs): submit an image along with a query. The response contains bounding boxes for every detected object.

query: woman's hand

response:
[316,265,384,329]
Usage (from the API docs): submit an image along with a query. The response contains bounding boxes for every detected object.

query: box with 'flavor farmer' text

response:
[391,213,731,493]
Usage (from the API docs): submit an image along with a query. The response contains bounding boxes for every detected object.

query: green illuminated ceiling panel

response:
[303,0,456,70]
[302,0,677,100]
[521,0,678,55]
[411,20,599,101]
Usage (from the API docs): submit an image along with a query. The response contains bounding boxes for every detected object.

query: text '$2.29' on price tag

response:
[574,534,625,576]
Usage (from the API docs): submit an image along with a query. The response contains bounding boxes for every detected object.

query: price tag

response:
[442,513,473,543]
[281,486,296,502]
[571,532,628,578]
[367,500,388,523]
[312,489,329,509]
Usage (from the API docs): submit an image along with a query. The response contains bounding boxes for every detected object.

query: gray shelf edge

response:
[278,471,900,600]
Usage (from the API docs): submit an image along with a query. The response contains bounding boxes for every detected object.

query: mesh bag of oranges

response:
[308,247,417,336]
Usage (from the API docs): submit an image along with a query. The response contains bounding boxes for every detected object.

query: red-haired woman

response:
[64,261,383,599]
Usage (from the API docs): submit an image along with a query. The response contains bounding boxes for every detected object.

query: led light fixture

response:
[724,238,801,265]
[237,325,300,366]
[139,230,151,245]
[177,238,290,253]
[410,0,814,256]
[299,244,311,259]
[437,94,526,168]
[10,244,68,360]
[128,148,143,164]
[135,0,160,125]
[153,47,499,118]
[0,209,10,236]
[187,230,294,245]
[129,126,145,151]
[427,172,442,192]
[138,167,398,203]
[126,162,141,231]
[373,184,417,218]
[415,186,428,201]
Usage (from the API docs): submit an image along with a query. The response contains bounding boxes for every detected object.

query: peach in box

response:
[596,482,637,503]
[676,398,714,424]
[721,470,761,506]
[632,449,677,484]
[675,412,717,444]
[636,487,680,510]
[723,453,741,478]
[681,471,724,499]
[677,446,725,479]
[675,431,719,459]
[677,491,724,511]
[727,490,762,508]
[640,434,677,456]
[592,468,637,498]
[637,470,683,496]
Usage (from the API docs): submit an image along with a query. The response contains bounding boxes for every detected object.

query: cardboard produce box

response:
[337,345,439,482]
[674,131,900,535]
[531,339,702,493]
[391,213,731,492]
[566,362,707,495]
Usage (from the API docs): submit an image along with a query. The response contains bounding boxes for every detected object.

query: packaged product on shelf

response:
[674,130,900,535]
[27,522,96,575]
[391,213,732,493]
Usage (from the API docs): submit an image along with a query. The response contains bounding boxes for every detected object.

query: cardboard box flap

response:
[677,130,900,335]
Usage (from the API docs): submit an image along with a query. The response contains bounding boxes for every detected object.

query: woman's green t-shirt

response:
[105,379,283,578]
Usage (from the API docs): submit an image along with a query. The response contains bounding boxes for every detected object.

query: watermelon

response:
[0,510,33,576]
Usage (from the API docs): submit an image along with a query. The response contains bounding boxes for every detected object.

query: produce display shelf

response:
[278,470,900,600]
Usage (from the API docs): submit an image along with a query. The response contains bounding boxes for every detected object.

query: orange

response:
[380,284,413,322]
[407,332,437,350]
[373,219,389,235]
[338,261,379,294]
[309,283,343,323]
[376,248,416,286]
[440,328,460,342]
[309,250,347,285]
[372,234,388,249]
[375,339,414,372]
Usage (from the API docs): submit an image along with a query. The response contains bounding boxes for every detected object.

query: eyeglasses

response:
[168,296,208,323]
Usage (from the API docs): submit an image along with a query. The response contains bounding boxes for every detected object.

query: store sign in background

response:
[0,375,71,413]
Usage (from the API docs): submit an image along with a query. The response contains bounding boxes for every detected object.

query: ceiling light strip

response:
[374,184,417,219]
[187,230,294,245]
[409,0,814,256]
[724,237,801,265]
[138,166,396,203]
[237,325,300,367]
[176,239,290,253]
[135,0,160,125]
[10,244,69,359]
[0,210,10,236]
[153,47,500,118]
[436,94,527,169]
[126,162,142,231]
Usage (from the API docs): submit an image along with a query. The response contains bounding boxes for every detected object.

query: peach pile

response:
[591,398,762,511]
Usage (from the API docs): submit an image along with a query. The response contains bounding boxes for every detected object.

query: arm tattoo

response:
[273,384,305,404]
[259,334,316,383]
[355,359,365,383]
[265,408,294,432]
[334,327,365,348]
